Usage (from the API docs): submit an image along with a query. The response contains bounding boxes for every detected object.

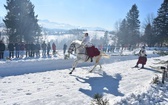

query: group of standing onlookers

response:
[7,41,42,59]
[98,44,115,53]
[0,40,67,60]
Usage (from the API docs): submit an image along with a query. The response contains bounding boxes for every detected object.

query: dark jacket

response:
[30,43,36,51]
[36,43,41,51]
[25,43,30,51]
[20,43,25,51]
[8,43,14,51]
[42,42,47,50]
[63,44,67,50]
[15,43,20,51]
[0,42,5,51]
[47,43,51,51]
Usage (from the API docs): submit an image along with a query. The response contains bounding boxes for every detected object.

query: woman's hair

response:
[85,33,88,36]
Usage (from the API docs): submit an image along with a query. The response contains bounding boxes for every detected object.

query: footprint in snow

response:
[17,89,23,91]
[56,94,62,97]
[26,93,32,95]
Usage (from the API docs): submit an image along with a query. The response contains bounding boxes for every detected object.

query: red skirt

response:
[86,46,100,57]
[137,56,147,65]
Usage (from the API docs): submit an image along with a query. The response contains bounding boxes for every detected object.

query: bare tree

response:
[114,19,122,33]
[142,13,155,32]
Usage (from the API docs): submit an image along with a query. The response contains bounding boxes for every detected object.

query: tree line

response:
[116,0,168,47]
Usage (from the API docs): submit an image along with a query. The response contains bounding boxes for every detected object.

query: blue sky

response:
[0,0,164,30]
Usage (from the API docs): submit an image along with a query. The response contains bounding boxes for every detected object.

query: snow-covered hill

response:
[38,19,106,30]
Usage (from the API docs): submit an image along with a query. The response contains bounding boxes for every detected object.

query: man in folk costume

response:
[134,46,147,68]
[81,33,94,62]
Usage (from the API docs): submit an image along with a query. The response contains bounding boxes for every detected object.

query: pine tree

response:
[117,19,128,46]
[142,23,156,47]
[3,0,41,43]
[153,0,168,46]
[126,4,140,46]
[103,31,109,46]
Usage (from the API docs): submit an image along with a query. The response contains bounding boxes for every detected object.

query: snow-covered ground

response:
[0,49,168,105]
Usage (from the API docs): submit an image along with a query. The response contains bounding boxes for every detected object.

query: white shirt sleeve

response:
[139,50,146,57]
[82,36,89,44]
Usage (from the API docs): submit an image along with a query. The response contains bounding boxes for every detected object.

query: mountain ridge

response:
[38,19,106,30]
[0,16,106,31]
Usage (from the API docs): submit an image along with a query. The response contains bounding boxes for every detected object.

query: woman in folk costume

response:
[52,42,56,55]
[81,33,94,62]
[134,46,147,68]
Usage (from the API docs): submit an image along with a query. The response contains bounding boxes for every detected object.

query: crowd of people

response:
[0,40,67,60]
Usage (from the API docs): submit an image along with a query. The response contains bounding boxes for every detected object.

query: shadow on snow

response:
[74,72,124,97]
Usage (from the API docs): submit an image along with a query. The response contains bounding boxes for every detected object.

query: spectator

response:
[25,42,30,57]
[15,42,20,58]
[8,42,15,58]
[63,43,67,54]
[47,42,51,56]
[41,41,47,57]
[30,42,35,57]
[20,42,25,58]
[111,45,115,53]
[103,45,107,52]
[0,40,5,59]
[35,42,41,57]
[98,44,103,51]
[52,42,56,56]
[107,44,112,52]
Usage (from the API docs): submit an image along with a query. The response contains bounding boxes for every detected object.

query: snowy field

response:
[0,49,168,105]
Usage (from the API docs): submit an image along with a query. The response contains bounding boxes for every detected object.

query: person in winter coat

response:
[52,42,56,56]
[35,42,41,57]
[0,40,5,59]
[41,41,47,57]
[63,43,67,54]
[8,42,15,58]
[47,42,51,56]
[25,42,30,57]
[20,42,25,58]
[134,46,147,68]
[30,42,35,57]
[15,42,20,58]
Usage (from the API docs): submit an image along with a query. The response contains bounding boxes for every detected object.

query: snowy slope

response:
[0,50,168,105]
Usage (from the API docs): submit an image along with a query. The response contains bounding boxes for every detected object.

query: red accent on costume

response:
[137,57,147,65]
[86,46,100,57]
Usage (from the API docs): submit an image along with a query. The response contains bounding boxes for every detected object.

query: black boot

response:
[134,64,138,68]
[90,57,93,62]
[141,65,144,69]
